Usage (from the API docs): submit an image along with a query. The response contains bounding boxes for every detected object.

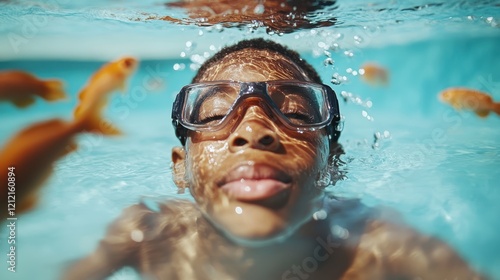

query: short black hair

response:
[192,38,322,84]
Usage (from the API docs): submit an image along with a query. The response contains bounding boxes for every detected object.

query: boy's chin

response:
[207,202,300,246]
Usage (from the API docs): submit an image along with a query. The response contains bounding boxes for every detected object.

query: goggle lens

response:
[180,81,331,131]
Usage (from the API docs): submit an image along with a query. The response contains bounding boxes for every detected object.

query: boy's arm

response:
[61,203,154,280]
[343,219,489,280]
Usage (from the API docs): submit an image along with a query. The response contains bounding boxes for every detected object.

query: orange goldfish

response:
[439,87,500,117]
[0,70,66,108]
[0,57,139,217]
[360,63,389,86]
[74,57,138,135]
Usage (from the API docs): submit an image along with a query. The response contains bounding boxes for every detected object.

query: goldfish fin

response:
[61,141,78,156]
[17,193,38,214]
[119,81,127,94]
[78,89,87,101]
[13,96,35,108]
[73,105,82,119]
[381,72,389,86]
[475,110,489,118]
[42,80,66,101]
[81,116,122,136]
[493,102,500,116]
[74,87,122,135]
[73,90,95,119]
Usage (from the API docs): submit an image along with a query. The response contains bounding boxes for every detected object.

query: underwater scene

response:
[1,0,500,279]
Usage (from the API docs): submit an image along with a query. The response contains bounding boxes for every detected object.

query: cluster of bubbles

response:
[485,16,498,28]
[174,40,222,71]
[339,90,373,109]
[372,130,391,149]
[305,29,393,150]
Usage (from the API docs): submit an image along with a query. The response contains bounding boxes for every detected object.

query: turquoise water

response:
[1,1,500,279]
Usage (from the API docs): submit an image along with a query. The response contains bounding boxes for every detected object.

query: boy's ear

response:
[172,146,187,189]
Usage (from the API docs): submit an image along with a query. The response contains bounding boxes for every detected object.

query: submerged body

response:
[0,70,66,108]
[63,198,486,280]
[439,87,500,117]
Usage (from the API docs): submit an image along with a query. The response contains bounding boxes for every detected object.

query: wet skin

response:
[172,48,331,242]
[63,46,489,280]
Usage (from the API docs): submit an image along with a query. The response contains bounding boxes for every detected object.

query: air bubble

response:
[191,54,204,64]
[343,50,354,57]
[130,230,144,242]
[331,73,348,85]
[253,4,265,14]
[331,225,349,239]
[173,63,185,71]
[485,16,498,27]
[361,110,374,121]
[318,41,327,49]
[372,130,391,149]
[353,35,363,45]
[313,210,327,220]
[323,58,334,66]
[190,63,200,71]
[214,24,224,32]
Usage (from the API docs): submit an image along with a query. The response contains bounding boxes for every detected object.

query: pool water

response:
[1,1,500,279]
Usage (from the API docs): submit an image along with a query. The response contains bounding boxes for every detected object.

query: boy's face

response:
[172,49,330,242]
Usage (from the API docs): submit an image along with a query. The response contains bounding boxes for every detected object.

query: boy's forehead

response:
[198,48,311,82]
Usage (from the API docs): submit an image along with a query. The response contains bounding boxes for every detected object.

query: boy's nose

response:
[228,108,281,153]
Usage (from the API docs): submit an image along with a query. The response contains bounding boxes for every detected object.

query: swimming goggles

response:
[172,80,342,145]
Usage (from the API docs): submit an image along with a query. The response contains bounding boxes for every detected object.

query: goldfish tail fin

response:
[75,97,122,136]
[475,110,490,118]
[81,116,122,135]
[13,96,35,108]
[381,72,389,86]
[42,80,67,101]
[18,193,38,214]
[493,102,500,116]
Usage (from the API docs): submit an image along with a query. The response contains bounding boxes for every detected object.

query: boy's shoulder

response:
[106,198,201,244]
[324,196,488,280]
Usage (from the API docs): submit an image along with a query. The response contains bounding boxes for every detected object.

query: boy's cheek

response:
[185,141,229,184]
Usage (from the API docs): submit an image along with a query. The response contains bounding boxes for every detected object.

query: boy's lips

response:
[217,164,292,203]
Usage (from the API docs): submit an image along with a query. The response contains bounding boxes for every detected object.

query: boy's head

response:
[171,39,341,244]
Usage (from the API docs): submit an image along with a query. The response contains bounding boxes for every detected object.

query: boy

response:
[63,39,487,280]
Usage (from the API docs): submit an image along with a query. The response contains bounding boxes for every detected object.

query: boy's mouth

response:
[217,164,292,208]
